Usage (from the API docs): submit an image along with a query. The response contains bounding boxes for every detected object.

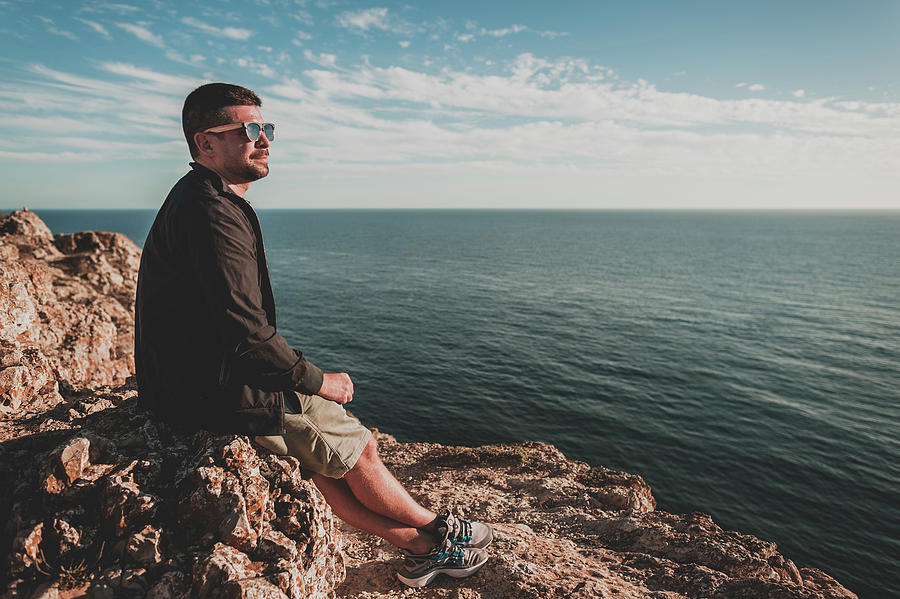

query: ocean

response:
[28,209,900,599]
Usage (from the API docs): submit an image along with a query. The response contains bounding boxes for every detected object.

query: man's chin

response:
[238,163,269,182]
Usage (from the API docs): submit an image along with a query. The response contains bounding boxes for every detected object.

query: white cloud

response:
[51,137,184,154]
[291,10,314,26]
[48,26,79,40]
[116,22,164,48]
[482,24,526,37]
[17,63,193,126]
[82,3,141,15]
[748,83,765,91]
[304,50,336,67]
[0,150,105,162]
[75,17,111,39]
[457,23,567,42]
[335,7,415,34]
[36,17,78,41]
[13,114,111,134]
[292,30,313,47]
[288,53,900,141]
[235,57,277,79]
[535,29,567,39]
[337,7,390,31]
[7,50,900,208]
[399,41,410,48]
[99,62,199,90]
[262,82,898,186]
[0,82,184,165]
[793,89,806,98]
[735,82,747,88]
[181,16,253,40]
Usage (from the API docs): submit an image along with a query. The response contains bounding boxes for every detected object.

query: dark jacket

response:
[135,163,323,434]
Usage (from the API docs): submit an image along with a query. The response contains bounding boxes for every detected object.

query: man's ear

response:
[194,132,216,157]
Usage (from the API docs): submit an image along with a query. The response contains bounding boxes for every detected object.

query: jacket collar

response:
[189,162,244,202]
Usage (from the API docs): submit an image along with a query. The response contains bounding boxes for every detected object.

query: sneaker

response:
[397,535,489,588]
[438,512,494,549]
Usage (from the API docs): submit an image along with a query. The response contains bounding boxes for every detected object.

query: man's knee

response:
[347,434,379,473]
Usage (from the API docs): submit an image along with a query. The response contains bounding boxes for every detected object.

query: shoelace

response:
[404,536,466,571]
[428,543,466,566]
[447,513,473,544]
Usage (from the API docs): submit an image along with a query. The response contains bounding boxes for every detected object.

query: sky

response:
[1,0,899,209]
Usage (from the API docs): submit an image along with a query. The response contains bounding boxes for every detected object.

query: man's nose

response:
[256,132,270,148]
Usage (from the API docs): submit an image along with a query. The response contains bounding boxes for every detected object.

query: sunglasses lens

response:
[245,122,261,141]
[263,123,275,141]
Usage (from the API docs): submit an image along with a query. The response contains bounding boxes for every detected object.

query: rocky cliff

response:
[0,209,137,418]
[0,210,857,599]
[0,210,343,598]
[335,435,857,599]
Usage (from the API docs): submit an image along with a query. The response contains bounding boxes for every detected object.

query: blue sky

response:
[1,0,898,209]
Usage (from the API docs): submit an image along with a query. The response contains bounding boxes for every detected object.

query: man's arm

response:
[185,200,323,395]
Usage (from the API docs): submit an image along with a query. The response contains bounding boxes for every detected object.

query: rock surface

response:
[336,435,857,599]
[0,210,858,599]
[0,210,138,418]
[1,389,344,599]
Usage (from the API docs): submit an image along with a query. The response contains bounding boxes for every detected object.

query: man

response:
[135,83,492,588]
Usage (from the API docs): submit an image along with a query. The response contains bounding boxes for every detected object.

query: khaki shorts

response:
[254,391,371,479]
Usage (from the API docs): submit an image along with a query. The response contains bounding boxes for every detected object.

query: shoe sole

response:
[397,555,489,588]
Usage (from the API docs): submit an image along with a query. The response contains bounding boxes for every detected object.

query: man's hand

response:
[318,372,354,404]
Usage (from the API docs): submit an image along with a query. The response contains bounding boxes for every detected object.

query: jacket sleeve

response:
[184,199,323,395]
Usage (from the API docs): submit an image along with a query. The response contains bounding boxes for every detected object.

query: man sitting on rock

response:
[135,82,492,587]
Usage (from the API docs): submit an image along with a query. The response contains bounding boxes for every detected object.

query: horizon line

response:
[7,206,900,213]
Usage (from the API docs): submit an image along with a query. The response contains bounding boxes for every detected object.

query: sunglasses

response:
[202,121,275,142]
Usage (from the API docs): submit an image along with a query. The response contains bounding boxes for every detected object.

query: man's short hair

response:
[182,83,262,158]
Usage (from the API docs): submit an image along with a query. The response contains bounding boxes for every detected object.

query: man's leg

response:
[257,394,492,587]
[255,399,437,549]
[312,473,436,554]
[340,436,437,530]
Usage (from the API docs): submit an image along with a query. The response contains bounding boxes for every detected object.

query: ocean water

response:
[30,209,900,599]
